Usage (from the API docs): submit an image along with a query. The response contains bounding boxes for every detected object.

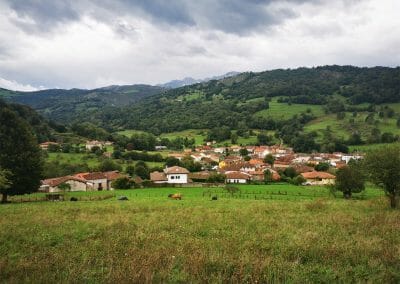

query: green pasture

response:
[0,184,398,283]
[255,98,325,120]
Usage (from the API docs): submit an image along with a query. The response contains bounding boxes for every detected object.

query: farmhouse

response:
[103,171,126,190]
[75,172,108,190]
[150,166,190,184]
[85,140,104,151]
[39,141,59,150]
[150,171,168,184]
[40,176,88,193]
[301,171,336,186]
[225,171,251,184]
[164,166,189,184]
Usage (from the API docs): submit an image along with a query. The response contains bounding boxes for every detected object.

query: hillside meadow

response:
[1,184,399,283]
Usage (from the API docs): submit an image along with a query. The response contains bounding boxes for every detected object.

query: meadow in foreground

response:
[0,185,399,283]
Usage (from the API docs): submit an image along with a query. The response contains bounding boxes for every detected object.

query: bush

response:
[224,185,240,195]
[292,175,306,186]
[111,177,135,189]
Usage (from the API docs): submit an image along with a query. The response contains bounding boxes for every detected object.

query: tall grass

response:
[0,187,398,283]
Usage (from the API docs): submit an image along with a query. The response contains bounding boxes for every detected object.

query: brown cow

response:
[168,193,182,200]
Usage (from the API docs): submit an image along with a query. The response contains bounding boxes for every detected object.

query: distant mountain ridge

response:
[158,71,240,88]
[2,84,165,123]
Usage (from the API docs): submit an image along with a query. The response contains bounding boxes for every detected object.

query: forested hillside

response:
[0,99,58,143]
[4,84,164,123]
[95,65,400,131]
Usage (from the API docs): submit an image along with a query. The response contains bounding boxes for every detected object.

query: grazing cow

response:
[211,196,218,201]
[118,196,129,201]
[168,193,182,200]
[70,197,78,201]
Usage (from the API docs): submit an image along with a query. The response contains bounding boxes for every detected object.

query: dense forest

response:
[0,99,58,143]
[2,84,164,123]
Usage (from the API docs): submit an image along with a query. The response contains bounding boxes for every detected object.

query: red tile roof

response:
[301,171,336,179]
[103,171,125,181]
[150,171,167,182]
[75,172,107,180]
[42,176,87,187]
[164,166,190,174]
[226,171,251,180]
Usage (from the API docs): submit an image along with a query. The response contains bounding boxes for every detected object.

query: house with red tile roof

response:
[150,166,190,184]
[301,171,336,186]
[225,171,251,184]
[74,172,108,190]
[40,176,88,193]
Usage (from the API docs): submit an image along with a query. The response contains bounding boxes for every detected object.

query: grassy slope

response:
[46,152,164,170]
[1,185,398,283]
[255,98,325,120]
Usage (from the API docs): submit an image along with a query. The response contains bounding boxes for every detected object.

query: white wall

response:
[226,178,247,184]
[167,174,188,184]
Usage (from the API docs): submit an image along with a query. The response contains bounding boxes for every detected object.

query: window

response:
[171,176,175,179]
[176,176,180,179]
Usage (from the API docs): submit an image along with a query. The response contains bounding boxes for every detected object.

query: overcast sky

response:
[0,0,399,91]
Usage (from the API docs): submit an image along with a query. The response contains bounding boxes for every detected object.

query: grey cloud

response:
[3,0,324,35]
[8,0,80,33]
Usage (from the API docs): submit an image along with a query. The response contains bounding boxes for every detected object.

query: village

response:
[39,140,363,193]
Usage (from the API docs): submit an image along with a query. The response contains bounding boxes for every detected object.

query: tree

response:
[206,173,226,183]
[283,167,297,179]
[112,177,134,189]
[125,165,135,176]
[314,162,329,171]
[165,156,181,167]
[97,159,122,172]
[239,148,248,156]
[134,161,149,180]
[0,108,43,203]
[230,132,238,144]
[264,169,273,184]
[58,182,71,193]
[364,145,400,208]
[335,163,365,199]
[0,169,12,202]
[263,154,275,166]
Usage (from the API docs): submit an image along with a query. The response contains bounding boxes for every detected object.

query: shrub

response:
[224,185,240,195]
[111,177,135,189]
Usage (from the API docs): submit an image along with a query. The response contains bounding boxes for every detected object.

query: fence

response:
[8,192,116,203]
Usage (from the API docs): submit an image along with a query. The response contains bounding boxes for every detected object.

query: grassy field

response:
[46,153,164,170]
[1,184,399,283]
[349,142,400,152]
[47,153,101,168]
[115,129,151,137]
[255,98,325,120]
[160,129,207,145]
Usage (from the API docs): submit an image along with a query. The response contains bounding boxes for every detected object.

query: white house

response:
[225,171,251,184]
[150,166,190,184]
[164,166,189,184]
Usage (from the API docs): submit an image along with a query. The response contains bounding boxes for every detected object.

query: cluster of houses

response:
[39,142,363,192]
[39,140,113,151]
[154,145,362,186]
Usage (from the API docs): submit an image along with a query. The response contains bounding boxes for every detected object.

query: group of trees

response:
[0,103,43,203]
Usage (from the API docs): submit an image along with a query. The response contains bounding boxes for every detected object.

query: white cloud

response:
[0,77,41,91]
[0,0,399,89]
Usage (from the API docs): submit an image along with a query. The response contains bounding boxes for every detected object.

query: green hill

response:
[4,65,400,152]
[6,84,165,123]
